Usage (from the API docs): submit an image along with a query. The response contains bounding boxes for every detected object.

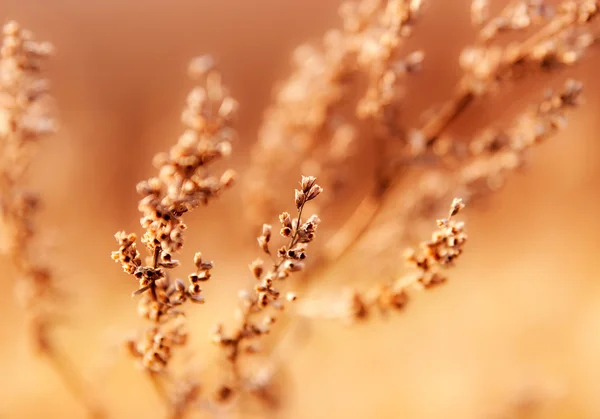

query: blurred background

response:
[1,0,600,418]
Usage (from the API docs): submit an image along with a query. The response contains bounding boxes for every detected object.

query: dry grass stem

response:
[299,198,466,321]
[310,0,598,273]
[0,21,104,418]
[244,0,424,221]
[211,176,323,405]
[111,56,238,410]
[235,1,598,406]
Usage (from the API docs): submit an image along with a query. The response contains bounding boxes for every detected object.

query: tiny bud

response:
[175,279,186,292]
[219,97,239,120]
[306,214,321,225]
[277,246,287,257]
[258,292,269,307]
[188,55,215,78]
[305,184,323,201]
[300,175,317,193]
[215,385,233,403]
[279,211,292,229]
[220,169,236,187]
[449,198,465,217]
[295,189,305,209]
[190,294,206,303]
[193,252,203,268]
[200,261,214,270]
[159,260,180,269]
[286,292,297,302]
[197,271,211,281]
[249,259,264,279]
[283,260,304,272]
[262,224,272,241]
[257,236,270,254]
[3,21,20,37]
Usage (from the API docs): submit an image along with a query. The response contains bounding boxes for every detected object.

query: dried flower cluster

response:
[415,0,597,155]
[0,21,105,418]
[112,56,238,373]
[370,77,584,259]
[348,198,466,320]
[0,20,57,351]
[232,2,598,410]
[298,198,466,322]
[305,0,598,274]
[211,176,322,401]
[244,0,425,220]
[460,78,583,199]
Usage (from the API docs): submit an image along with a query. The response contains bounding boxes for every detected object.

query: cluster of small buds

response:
[211,176,323,399]
[347,198,467,321]
[0,21,56,142]
[115,246,217,373]
[404,198,467,283]
[354,0,424,120]
[134,55,237,255]
[0,22,58,352]
[112,231,142,275]
[480,0,598,43]
[470,0,490,26]
[462,79,583,196]
[293,2,597,305]
[366,76,585,270]
[476,0,552,41]
[112,58,238,375]
[244,0,424,223]
[459,0,598,97]
[0,23,106,417]
[410,0,598,159]
[125,315,187,372]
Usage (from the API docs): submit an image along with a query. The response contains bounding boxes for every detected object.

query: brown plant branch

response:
[313,0,599,277]
[210,176,323,406]
[112,55,238,414]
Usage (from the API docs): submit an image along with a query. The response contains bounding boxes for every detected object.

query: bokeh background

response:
[1,0,600,418]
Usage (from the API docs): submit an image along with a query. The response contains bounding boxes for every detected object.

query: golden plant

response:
[1,0,599,418]
[0,21,104,418]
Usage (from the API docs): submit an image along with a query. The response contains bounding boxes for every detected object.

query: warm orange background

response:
[1,0,600,418]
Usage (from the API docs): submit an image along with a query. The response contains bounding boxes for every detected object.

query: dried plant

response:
[237,0,599,411]
[211,176,322,403]
[112,0,599,416]
[3,1,600,418]
[299,198,466,321]
[351,198,467,320]
[336,0,598,260]
[0,21,104,418]
[244,0,598,275]
[111,56,237,400]
[244,0,424,221]
[359,77,584,269]
[0,19,57,355]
